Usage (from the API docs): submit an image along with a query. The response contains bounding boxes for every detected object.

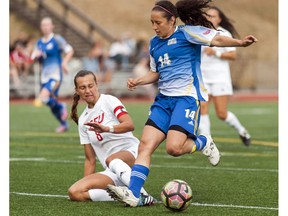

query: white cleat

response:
[106,185,156,207]
[107,185,139,207]
[202,135,220,166]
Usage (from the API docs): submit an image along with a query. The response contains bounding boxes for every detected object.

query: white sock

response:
[225,111,245,135]
[88,189,114,201]
[199,114,211,136]
[109,158,148,195]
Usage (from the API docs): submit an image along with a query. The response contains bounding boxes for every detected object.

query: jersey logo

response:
[203,30,211,35]
[46,42,54,50]
[168,38,177,45]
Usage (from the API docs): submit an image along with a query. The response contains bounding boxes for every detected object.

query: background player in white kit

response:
[199,6,251,146]
[68,70,155,205]
[31,17,74,133]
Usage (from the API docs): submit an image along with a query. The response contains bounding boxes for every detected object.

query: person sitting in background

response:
[9,40,33,88]
[132,40,157,100]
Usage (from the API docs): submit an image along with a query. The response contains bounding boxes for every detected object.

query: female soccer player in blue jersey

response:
[107,0,258,207]
[31,17,74,133]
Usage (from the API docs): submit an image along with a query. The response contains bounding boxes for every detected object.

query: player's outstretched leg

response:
[106,185,156,207]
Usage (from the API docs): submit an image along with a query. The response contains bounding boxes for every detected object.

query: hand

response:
[241,35,258,47]
[127,78,138,91]
[31,49,43,60]
[84,122,108,133]
[203,47,216,56]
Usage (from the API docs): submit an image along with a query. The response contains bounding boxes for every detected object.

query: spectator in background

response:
[199,6,251,146]
[82,43,101,80]
[9,40,33,88]
[132,40,156,100]
[108,37,131,70]
[82,41,114,86]
[121,32,137,67]
[31,16,74,133]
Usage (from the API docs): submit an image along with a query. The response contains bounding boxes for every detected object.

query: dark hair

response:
[208,6,239,39]
[70,70,97,124]
[153,1,179,21]
[152,0,214,29]
[176,0,214,28]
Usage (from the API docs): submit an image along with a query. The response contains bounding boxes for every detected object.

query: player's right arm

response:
[127,71,159,91]
[83,144,96,176]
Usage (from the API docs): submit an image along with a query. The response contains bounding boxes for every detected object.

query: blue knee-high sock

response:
[47,97,64,124]
[194,135,207,151]
[129,164,149,198]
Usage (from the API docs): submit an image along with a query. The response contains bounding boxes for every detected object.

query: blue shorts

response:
[41,79,61,96]
[146,94,200,139]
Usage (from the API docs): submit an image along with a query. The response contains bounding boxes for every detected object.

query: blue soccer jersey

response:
[35,34,72,83]
[149,25,218,101]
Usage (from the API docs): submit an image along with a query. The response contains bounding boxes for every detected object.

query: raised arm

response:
[211,34,258,47]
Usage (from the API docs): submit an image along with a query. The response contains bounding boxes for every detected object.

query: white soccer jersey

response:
[200,26,236,84]
[78,94,139,169]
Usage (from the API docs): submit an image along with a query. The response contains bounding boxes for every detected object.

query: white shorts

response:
[205,82,233,96]
[99,168,126,186]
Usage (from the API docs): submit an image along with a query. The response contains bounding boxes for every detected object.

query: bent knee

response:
[68,186,81,201]
[216,111,227,121]
[166,146,182,157]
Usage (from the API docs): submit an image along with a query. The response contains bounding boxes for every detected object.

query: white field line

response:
[10,192,278,211]
[151,164,278,173]
[9,158,278,173]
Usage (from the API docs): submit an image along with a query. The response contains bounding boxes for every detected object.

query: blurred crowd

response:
[9,32,36,88]
[10,31,157,99]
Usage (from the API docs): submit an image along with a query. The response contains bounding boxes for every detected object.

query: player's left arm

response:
[211,34,258,47]
[83,143,96,176]
[55,35,74,74]
[61,48,74,74]
[203,47,237,60]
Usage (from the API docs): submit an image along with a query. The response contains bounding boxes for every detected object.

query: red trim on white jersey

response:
[114,106,128,119]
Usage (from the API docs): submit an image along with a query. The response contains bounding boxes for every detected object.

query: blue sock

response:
[194,135,207,151]
[47,98,64,124]
[129,164,149,198]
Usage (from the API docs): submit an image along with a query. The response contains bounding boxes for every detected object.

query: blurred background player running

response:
[31,17,74,133]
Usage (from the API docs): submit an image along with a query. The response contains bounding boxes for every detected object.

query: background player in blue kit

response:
[31,17,74,133]
[107,0,258,207]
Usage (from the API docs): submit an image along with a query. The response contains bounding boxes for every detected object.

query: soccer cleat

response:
[138,193,157,206]
[202,135,220,166]
[106,185,139,207]
[60,103,68,121]
[106,185,156,207]
[239,130,251,146]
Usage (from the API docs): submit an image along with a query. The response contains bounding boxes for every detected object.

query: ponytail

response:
[175,0,215,29]
[71,92,80,125]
